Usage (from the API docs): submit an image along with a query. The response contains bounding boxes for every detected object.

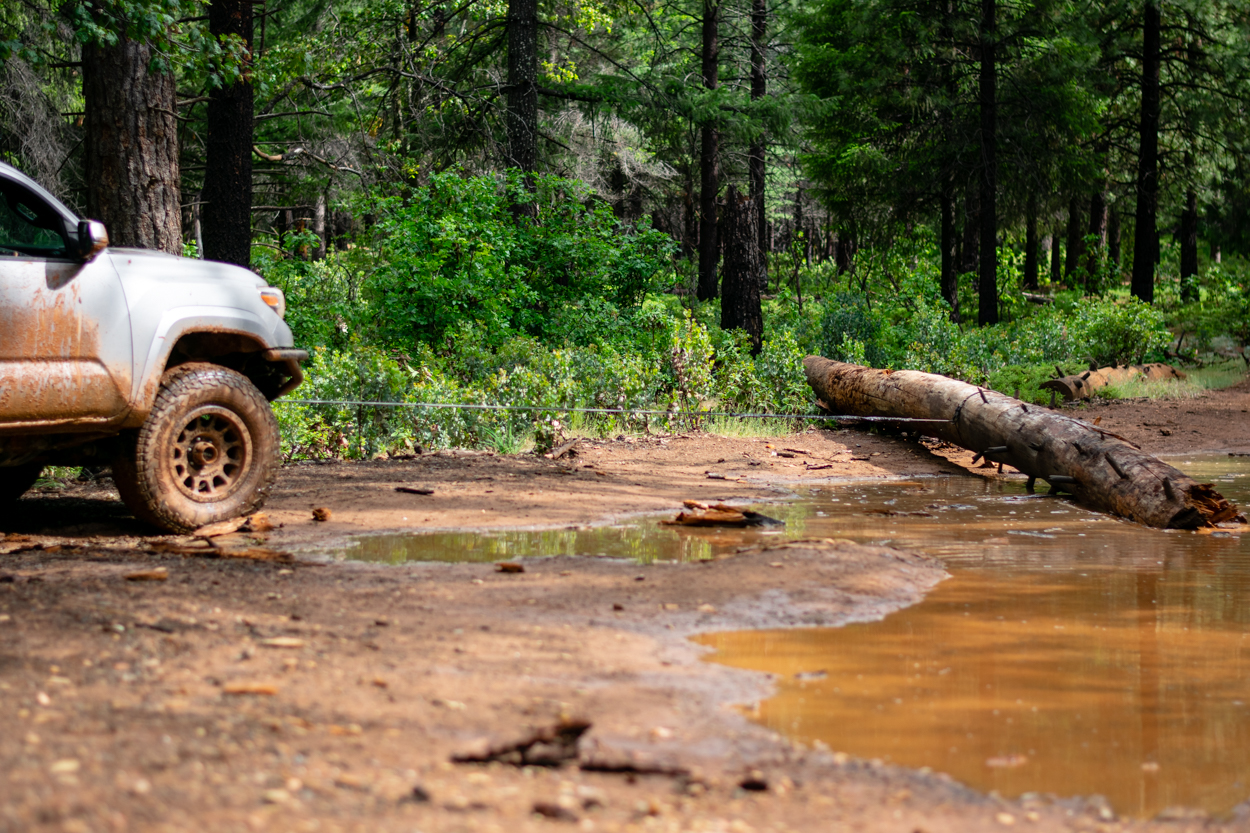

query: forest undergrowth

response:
[261,172,1250,460]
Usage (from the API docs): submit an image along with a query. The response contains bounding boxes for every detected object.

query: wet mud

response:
[0,382,1248,832]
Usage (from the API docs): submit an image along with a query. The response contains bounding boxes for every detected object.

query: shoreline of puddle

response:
[312,450,1250,820]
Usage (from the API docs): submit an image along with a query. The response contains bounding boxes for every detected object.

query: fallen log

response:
[1040,362,1186,401]
[803,356,1243,530]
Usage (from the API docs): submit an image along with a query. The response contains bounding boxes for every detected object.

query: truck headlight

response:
[259,287,286,319]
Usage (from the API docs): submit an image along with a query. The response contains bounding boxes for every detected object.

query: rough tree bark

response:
[1041,363,1186,401]
[696,0,720,301]
[960,187,979,278]
[1180,187,1199,302]
[1064,195,1082,280]
[1084,189,1107,289]
[1108,207,1122,273]
[1132,0,1161,303]
[1050,222,1063,285]
[506,0,538,174]
[202,0,254,267]
[82,33,181,252]
[803,357,1243,530]
[748,0,767,261]
[720,185,763,355]
[1023,191,1039,291]
[977,0,998,325]
[940,185,960,321]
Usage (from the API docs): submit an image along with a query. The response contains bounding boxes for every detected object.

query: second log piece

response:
[1041,362,1186,401]
[803,356,1242,530]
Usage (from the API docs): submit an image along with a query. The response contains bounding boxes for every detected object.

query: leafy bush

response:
[364,170,674,351]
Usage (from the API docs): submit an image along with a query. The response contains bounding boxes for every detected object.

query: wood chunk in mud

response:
[222,681,279,696]
[532,801,579,822]
[124,568,168,582]
[191,517,246,538]
[495,562,525,573]
[545,438,579,460]
[312,507,332,522]
[662,501,783,528]
[223,548,293,563]
[395,486,435,495]
[452,718,591,767]
[242,513,276,532]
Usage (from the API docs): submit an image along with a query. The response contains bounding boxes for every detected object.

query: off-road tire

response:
[0,463,43,507]
[114,364,280,533]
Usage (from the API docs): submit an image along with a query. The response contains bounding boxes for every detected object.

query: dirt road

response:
[1,381,1247,833]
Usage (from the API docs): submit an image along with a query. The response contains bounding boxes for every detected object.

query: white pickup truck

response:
[0,161,305,532]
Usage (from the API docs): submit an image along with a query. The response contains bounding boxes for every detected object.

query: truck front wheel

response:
[114,365,280,533]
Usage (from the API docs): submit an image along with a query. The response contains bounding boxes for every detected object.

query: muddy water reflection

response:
[697,455,1250,817]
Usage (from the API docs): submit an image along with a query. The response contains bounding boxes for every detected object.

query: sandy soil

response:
[1,382,1248,833]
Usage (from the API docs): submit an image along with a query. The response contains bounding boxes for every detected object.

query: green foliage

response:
[361,171,673,351]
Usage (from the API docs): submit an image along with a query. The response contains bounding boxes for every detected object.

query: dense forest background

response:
[2,0,1248,456]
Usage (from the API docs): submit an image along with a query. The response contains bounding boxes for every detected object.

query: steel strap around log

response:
[803,356,1243,530]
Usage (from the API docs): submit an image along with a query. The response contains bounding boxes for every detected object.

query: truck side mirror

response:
[76,219,109,261]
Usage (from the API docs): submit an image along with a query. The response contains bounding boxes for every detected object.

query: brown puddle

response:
[696,454,1250,818]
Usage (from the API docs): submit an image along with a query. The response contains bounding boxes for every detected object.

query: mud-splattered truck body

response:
[0,161,305,532]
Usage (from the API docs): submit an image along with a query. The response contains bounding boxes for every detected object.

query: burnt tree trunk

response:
[803,356,1242,530]
[748,0,767,262]
[1180,187,1199,302]
[202,0,254,268]
[720,186,764,355]
[696,0,721,301]
[1023,191,1039,291]
[506,0,538,175]
[82,33,181,252]
[977,0,998,325]
[1132,0,1161,303]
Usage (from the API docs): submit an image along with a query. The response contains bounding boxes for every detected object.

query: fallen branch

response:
[1040,363,1186,401]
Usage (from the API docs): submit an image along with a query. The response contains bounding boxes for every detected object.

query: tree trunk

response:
[201,0,254,268]
[696,0,720,301]
[803,356,1242,530]
[506,0,538,174]
[961,187,979,278]
[720,186,764,355]
[1180,187,1199,302]
[940,185,960,321]
[82,34,181,252]
[1132,0,1161,303]
[748,0,767,262]
[1064,195,1082,281]
[1108,207,1121,273]
[1084,189,1107,290]
[1023,191,1039,291]
[1050,223,1063,285]
[977,0,998,325]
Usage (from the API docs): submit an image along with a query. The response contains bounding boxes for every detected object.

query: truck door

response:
[0,178,134,427]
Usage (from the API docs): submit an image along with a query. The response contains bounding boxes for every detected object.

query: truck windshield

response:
[0,180,68,258]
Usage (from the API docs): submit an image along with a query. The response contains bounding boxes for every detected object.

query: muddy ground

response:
[2,377,1249,833]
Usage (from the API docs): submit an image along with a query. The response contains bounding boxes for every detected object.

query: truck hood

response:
[105,248,268,288]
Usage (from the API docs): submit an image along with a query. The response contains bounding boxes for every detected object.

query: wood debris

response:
[661,501,783,528]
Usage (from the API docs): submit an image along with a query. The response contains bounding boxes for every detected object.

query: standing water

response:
[696,454,1250,817]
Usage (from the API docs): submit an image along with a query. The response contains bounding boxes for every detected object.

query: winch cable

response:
[275,399,952,424]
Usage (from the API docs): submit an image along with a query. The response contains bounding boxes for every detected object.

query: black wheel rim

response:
[169,406,252,502]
